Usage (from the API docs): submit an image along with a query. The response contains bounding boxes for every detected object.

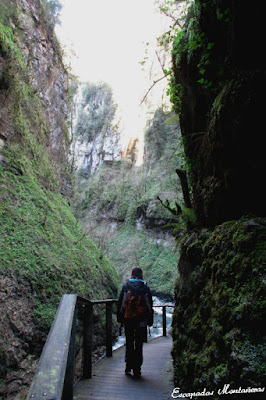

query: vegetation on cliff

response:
[0,169,119,326]
[0,0,118,311]
[172,217,266,397]
[170,0,266,227]
[2,0,265,398]
[168,0,266,395]
[72,85,183,296]
[0,1,119,397]
[75,82,117,144]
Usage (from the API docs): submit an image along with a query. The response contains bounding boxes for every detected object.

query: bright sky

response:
[56,0,171,161]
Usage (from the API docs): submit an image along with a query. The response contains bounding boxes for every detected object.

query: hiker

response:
[117,266,153,378]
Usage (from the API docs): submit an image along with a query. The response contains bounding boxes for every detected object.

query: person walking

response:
[117,266,153,378]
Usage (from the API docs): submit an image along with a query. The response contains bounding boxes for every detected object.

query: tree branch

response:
[140,72,171,105]
[175,169,192,209]
[155,50,166,75]
[157,196,182,216]
[172,18,183,30]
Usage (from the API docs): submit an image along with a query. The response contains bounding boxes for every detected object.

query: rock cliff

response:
[172,0,266,228]
[0,1,119,398]
[74,127,122,176]
[0,0,70,195]
[73,82,122,177]
[171,1,266,396]
[73,107,181,297]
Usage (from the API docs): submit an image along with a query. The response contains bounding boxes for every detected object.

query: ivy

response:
[166,74,183,115]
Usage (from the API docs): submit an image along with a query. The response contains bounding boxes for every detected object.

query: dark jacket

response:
[117,278,153,326]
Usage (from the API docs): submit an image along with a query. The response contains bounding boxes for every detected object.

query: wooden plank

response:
[74,336,176,400]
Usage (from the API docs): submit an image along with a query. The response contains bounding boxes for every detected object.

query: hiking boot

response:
[133,368,141,378]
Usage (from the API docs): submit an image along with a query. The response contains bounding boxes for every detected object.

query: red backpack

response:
[123,289,149,321]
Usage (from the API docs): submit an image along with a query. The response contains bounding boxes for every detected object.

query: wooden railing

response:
[153,304,171,337]
[26,294,173,400]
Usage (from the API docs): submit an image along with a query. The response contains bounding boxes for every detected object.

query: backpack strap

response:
[120,281,129,314]
[120,290,127,313]
[144,292,151,312]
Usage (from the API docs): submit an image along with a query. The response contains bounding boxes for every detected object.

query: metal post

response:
[162,306,167,337]
[106,301,113,357]
[83,303,93,379]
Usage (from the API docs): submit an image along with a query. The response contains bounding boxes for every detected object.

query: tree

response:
[140,0,188,106]
[46,0,63,28]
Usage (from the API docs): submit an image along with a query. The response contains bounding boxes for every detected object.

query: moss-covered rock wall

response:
[172,217,266,397]
[171,1,266,397]
[172,0,266,228]
[0,1,119,398]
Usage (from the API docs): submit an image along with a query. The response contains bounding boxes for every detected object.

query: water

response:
[113,296,174,351]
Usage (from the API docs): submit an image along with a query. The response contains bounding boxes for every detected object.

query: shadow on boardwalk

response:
[74,336,174,400]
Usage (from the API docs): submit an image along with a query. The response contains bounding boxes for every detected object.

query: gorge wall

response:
[72,88,182,297]
[73,82,122,177]
[0,1,119,398]
[0,0,70,196]
[171,1,266,397]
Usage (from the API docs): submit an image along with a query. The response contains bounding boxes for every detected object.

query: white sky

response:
[56,0,171,160]
[57,0,167,95]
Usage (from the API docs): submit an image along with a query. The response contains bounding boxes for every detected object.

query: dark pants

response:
[124,322,146,371]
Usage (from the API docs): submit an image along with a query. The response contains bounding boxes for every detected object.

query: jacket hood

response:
[126,278,148,294]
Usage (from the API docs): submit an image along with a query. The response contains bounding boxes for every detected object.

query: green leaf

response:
[207,42,215,50]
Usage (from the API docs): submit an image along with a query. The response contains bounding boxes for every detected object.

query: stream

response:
[113,296,174,350]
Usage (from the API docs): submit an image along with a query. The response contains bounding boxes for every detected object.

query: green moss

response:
[0,22,25,70]
[74,108,182,225]
[0,1,119,333]
[0,170,119,329]
[0,2,69,191]
[172,217,266,396]
[106,227,178,296]
[72,108,183,298]
[0,2,121,395]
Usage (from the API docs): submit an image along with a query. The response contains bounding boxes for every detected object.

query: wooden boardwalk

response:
[73,336,175,400]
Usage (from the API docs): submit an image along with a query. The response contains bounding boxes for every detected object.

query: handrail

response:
[26,295,117,400]
[26,294,78,400]
[26,295,173,400]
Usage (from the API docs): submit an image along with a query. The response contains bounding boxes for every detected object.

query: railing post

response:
[83,302,93,379]
[106,301,113,357]
[162,306,167,337]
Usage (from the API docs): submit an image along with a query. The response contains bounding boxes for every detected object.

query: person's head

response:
[131,266,143,279]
